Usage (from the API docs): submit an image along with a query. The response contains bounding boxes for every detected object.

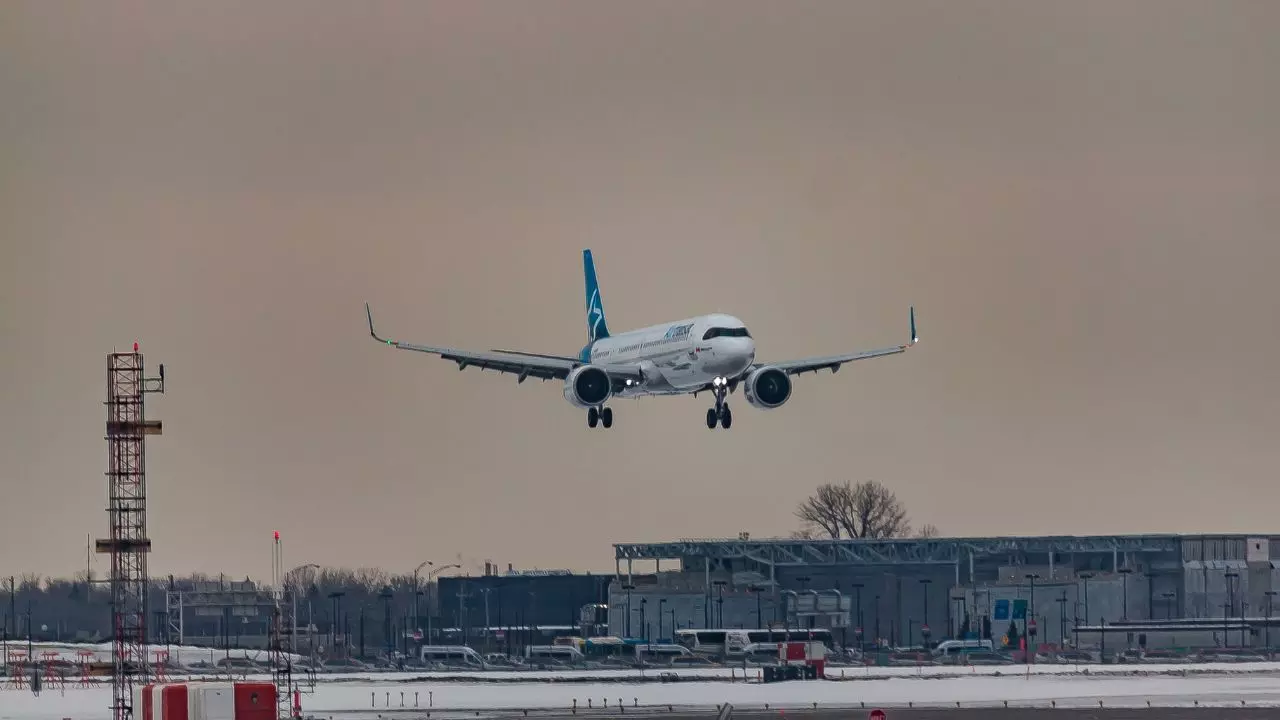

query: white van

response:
[931,639,993,658]
[634,643,694,664]
[525,644,585,666]
[420,645,486,668]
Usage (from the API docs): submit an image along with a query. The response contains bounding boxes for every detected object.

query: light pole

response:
[1078,572,1093,627]
[918,579,932,647]
[1265,591,1277,651]
[328,591,346,658]
[1024,573,1040,665]
[658,598,666,641]
[422,563,461,644]
[850,583,864,649]
[411,561,432,642]
[1161,591,1177,620]
[286,563,320,656]
[747,586,763,629]
[1056,592,1068,644]
[1225,571,1239,647]
[1118,567,1133,622]
[621,584,635,637]
[712,580,727,629]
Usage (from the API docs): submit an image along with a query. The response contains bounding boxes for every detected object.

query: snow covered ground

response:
[9,641,1280,719]
[6,670,1280,720]
[0,640,301,666]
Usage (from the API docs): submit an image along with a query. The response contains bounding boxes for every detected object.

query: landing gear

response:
[706,377,733,429]
[588,406,613,429]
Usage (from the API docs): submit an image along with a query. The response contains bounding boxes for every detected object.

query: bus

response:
[675,628,836,656]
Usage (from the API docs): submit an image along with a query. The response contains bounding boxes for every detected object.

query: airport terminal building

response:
[607,533,1280,649]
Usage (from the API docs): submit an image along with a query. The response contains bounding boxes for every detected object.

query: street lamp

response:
[918,579,932,646]
[411,561,433,642]
[621,584,636,637]
[1118,567,1133,621]
[1264,591,1277,651]
[1056,592,1068,644]
[286,563,320,656]
[850,583,864,649]
[712,580,727,629]
[327,591,346,658]
[1076,572,1094,627]
[1225,571,1239,647]
[420,563,461,644]
[1024,573,1040,666]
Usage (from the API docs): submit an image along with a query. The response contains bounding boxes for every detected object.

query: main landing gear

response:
[587,406,614,429]
[705,376,733,429]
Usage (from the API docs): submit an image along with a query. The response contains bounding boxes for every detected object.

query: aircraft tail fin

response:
[583,249,611,342]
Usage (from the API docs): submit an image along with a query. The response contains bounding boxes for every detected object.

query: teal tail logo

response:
[583,249,611,343]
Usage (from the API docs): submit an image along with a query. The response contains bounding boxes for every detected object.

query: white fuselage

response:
[586,313,756,396]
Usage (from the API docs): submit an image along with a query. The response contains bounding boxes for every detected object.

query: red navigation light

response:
[273,531,280,541]
[133,342,139,352]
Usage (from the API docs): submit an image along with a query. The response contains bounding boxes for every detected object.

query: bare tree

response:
[795,480,913,539]
[916,523,940,539]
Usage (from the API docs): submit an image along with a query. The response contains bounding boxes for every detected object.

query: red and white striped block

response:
[134,682,276,720]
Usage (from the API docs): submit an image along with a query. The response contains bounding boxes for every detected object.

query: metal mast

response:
[95,345,165,720]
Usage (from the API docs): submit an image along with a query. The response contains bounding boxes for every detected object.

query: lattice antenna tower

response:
[95,344,165,720]
[270,532,303,719]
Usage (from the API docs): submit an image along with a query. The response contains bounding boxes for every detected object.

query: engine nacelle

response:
[743,366,792,410]
[563,365,613,408]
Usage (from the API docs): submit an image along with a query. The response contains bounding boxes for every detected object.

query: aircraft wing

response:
[746,306,919,377]
[365,304,644,384]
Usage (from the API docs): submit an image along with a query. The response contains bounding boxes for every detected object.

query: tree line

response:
[3,478,934,646]
[0,567,454,648]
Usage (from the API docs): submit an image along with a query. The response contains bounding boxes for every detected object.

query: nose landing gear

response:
[705,377,733,429]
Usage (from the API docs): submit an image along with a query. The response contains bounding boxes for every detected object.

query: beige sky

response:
[3,1,1278,581]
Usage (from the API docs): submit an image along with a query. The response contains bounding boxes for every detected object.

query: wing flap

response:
[366,303,643,383]
[746,306,919,377]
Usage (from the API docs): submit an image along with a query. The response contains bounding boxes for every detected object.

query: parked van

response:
[420,645,486,668]
[525,644,586,666]
[931,639,994,659]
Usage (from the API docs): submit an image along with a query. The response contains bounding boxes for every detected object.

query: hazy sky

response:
[3,1,1278,582]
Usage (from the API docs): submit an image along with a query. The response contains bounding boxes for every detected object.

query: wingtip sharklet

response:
[365,302,390,344]
[909,305,919,346]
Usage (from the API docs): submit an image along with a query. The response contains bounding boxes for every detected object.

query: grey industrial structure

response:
[609,533,1280,650]
[151,532,1280,656]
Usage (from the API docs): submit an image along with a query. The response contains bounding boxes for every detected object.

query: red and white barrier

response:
[134,682,277,720]
[777,641,826,678]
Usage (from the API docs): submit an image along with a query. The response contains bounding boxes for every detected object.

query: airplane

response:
[365,249,918,430]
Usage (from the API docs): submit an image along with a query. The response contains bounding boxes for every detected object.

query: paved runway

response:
[320,706,1280,720]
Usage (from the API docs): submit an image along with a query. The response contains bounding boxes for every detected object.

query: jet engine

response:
[563,365,612,408]
[743,365,792,410]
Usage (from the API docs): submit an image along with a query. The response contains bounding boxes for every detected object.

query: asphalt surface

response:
[321,707,1280,720]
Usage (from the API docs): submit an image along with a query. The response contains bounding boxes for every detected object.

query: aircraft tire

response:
[588,407,599,428]
[720,404,732,429]
[706,408,718,429]
[601,407,613,428]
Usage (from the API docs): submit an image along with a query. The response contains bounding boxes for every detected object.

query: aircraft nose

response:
[731,336,755,369]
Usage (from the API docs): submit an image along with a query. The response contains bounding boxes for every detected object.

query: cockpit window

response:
[702,327,751,340]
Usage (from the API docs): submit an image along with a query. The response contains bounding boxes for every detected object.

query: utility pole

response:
[379,587,394,658]
[1024,573,1040,666]
[1265,591,1277,651]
